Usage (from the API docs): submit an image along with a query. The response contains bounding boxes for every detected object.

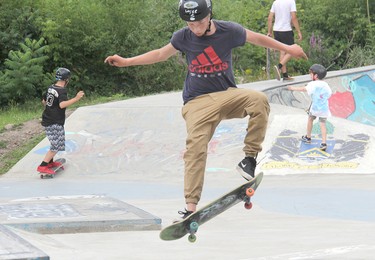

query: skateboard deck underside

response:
[160,172,263,241]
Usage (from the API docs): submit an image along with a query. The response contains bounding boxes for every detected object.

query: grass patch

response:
[0,140,7,149]
[0,101,43,130]
[0,133,45,175]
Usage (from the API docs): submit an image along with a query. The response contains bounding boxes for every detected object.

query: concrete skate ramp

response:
[3,65,373,182]
[4,65,375,180]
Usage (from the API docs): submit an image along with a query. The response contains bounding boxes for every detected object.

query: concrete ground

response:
[1,66,374,260]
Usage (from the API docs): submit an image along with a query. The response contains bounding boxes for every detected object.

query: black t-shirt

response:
[170,20,246,104]
[41,85,68,126]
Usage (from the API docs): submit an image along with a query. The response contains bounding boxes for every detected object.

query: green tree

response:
[298,0,374,69]
[0,38,50,106]
[0,1,40,67]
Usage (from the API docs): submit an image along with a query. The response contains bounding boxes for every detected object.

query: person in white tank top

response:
[267,0,302,81]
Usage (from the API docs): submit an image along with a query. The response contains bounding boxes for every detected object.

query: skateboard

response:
[39,158,66,179]
[159,172,263,242]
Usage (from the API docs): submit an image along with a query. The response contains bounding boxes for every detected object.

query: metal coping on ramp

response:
[0,224,49,260]
[0,195,161,234]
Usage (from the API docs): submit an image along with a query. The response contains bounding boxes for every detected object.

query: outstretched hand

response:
[288,44,308,60]
[76,90,85,100]
[104,54,126,67]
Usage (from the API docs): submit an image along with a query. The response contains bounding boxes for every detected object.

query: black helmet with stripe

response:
[55,68,71,81]
[179,0,212,21]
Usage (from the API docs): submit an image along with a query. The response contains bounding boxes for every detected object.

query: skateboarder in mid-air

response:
[37,68,84,174]
[105,0,307,218]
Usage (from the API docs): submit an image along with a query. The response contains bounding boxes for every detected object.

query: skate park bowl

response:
[0,65,374,259]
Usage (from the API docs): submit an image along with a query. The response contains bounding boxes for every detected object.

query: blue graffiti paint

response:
[347,74,375,126]
[298,139,336,161]
[34,139,79,155]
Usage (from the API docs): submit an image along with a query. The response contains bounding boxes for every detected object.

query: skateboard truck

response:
[244,187,255,209]
[187,222,199,243]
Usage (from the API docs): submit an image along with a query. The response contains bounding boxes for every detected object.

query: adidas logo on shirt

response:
[188,46,228,75]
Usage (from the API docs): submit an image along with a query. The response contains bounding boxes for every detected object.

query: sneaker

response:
[37,165,55,174]
[47,161,62,168]
[301,135,312,143]
[273,65,281,81]
[173,209,194,223]
[236,157,256,181]
[282,75,294,81]
[320,143,327,151]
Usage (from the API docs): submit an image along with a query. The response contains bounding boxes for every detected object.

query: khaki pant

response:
[181,88,270,205]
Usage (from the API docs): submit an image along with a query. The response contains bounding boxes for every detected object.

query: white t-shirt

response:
[270,0,297,31]
[305,80,332,117]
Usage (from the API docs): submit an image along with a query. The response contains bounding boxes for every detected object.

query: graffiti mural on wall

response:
[336,74,375,126]
[267,69,375,126]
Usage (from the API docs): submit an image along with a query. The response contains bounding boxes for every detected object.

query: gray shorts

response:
[45,124,65,152]
[309,113,327,123]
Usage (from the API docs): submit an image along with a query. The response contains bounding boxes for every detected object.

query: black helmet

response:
[179,0,212,21]
[55,68,71,81]
[309,64,327,79]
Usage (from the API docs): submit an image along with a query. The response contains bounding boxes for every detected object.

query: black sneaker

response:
[236,157,256,181]
[173,209,194,223]
[320,143,327,151]
[301,135,312,143]
[282,75,294,81]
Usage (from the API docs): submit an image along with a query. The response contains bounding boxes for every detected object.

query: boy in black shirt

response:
[37,68,84,174]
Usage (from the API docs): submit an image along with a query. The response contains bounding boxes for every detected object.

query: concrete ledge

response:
[0,225,49,260]
[0,195,161,234]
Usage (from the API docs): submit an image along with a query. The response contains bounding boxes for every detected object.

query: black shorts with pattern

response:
[45,124,65,152]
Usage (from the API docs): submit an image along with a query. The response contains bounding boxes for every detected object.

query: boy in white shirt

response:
[287,64,332,151]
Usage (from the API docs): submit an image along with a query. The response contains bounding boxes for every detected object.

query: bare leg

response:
[42,150,57,164]
[306,116,314,138]
[279,51,292,74]
[320,121,327,143]
[187,203,197,212]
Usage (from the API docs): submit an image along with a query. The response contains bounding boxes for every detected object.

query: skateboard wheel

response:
[244,202,253,210]
[246,188,255,197]
[188,234,197,243]
[40,175,44,179]
[189,221,199,232]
